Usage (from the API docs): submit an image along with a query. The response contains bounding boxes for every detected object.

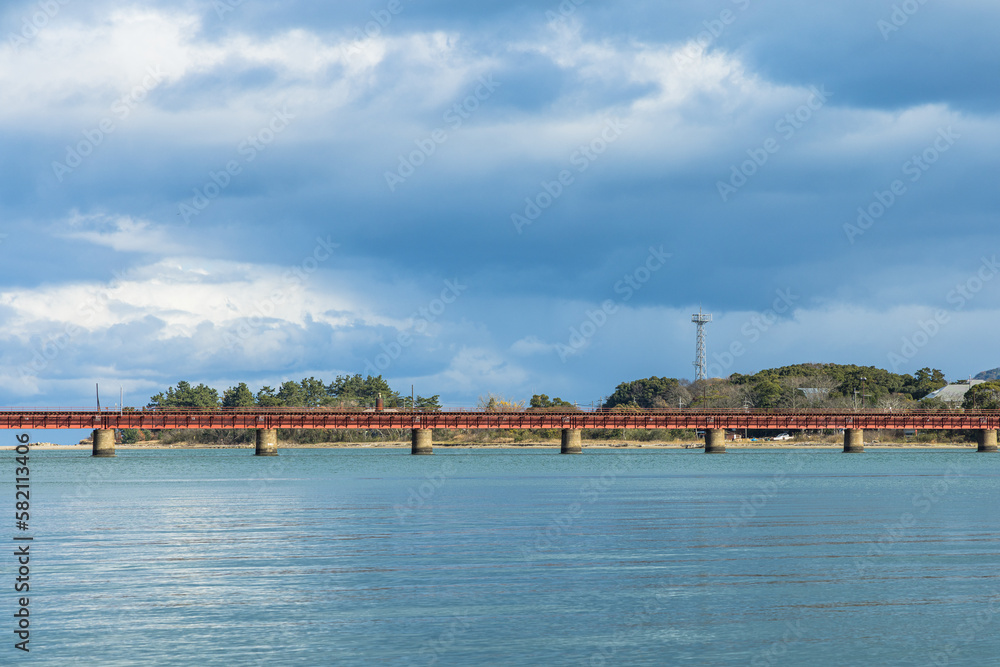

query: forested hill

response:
[145,363,952,414]
[603,364,948,411]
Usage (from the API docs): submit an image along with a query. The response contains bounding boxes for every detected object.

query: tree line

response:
[963,381,1000,410]
[143,364,960,415]
[125,364,976,444]
[146,376,441,410]
[601,364,950,412]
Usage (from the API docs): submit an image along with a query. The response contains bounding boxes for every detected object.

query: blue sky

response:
[1,0,999,410]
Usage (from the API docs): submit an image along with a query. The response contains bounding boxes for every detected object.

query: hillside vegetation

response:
[125,364,955,444]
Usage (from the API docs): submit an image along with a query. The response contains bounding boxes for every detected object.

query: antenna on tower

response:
[692,307,712,380]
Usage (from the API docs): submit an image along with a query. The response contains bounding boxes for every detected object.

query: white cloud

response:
[431,347,530,394]
[54,211,191,255]
[510,336,557,356]
[0,254,362,341]
[0,8,494,137]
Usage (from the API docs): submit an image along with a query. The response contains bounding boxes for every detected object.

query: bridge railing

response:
[1,406,999,416]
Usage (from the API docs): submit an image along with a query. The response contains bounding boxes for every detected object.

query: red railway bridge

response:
[2,407,998,456]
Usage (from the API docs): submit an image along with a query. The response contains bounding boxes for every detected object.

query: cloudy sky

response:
[1,0,998,410]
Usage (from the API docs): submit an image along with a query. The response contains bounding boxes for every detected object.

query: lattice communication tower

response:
[692,308,712,381]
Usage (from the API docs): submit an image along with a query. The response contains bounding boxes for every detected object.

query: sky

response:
[1,0,999,410]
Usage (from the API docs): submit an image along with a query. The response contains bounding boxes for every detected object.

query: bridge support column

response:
[255,428,278,456]
[977,429,998,453]
[412,428,433,455]
[92,429,116,457]
[843,429,864,453]
[561,429,582,454]
[704,429,726,454]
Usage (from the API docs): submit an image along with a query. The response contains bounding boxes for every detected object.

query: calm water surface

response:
[9,447,1000,665]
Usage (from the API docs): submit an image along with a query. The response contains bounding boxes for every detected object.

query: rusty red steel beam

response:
[0,409,999,430]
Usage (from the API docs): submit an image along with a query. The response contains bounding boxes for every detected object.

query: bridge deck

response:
[1,409,998,430]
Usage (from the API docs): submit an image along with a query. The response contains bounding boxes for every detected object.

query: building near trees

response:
[922,380,985,406]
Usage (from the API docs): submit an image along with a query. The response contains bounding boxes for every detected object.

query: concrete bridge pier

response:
[412,428,433,455]
[843,428,864,453]
[704,428,726,454]
[977,429,998,452]
[560,429,582,454]
[92,429,116,457]
[255,428,278,456]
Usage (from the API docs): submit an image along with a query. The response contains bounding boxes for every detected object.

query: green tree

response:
[148,381,220,408]
[256,386,282,407]
[747,377,783,409]
[962,381,1000,410]
[299,377,328,407]
[222,382,255,407]
[402,395,442,411]
[327,374,398,406]
[604,377,687,409]
[276,380,306,406]
[730,363,945,406]
[120,428,142,444]
[530,394,575,409]
[687,378,740,409]
[905,367,948,400]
